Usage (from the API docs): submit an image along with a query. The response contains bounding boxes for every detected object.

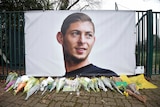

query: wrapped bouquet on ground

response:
[4,72,158,102]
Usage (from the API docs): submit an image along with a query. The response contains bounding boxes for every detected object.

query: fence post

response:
[146,10,153,77]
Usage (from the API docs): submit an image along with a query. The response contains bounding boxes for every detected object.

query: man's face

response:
[62,21,95,62]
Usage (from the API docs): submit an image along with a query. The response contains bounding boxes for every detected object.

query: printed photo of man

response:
[56,12,118,77]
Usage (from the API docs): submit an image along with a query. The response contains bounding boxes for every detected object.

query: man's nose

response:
[78,34,86,44]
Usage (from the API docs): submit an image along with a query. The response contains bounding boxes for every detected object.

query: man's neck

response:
[65,59,90,72]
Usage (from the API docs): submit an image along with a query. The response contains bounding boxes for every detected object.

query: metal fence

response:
[136,10,160,77]
[0,11,25,79]
[0,10,160,79]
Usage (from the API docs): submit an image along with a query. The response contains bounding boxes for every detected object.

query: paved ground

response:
[0,75,160,107]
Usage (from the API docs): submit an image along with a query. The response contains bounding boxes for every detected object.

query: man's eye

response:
[86,33,93,38]
[71,31,80,36]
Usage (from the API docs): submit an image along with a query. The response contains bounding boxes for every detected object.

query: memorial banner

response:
[25,10,136,76]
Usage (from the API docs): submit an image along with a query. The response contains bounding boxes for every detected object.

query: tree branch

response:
[67,0,80,10]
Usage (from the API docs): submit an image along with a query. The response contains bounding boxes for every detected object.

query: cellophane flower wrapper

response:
[62,78,79,92]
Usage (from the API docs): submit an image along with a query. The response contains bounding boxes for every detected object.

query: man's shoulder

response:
[84,64,118,77]
[64,64,118,77]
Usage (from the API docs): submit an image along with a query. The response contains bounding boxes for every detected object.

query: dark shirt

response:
[64,64,118,77]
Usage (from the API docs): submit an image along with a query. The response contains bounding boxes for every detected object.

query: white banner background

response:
[25,10,136,76]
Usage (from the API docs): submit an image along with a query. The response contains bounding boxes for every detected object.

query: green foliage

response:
[0,0,56,11]
[0,0,100,11]
[59,0,69,10]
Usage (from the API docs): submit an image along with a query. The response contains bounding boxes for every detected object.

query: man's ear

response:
[93,35,96,45]
[56,32,63,44]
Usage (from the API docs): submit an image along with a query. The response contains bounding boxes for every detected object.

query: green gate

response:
[0,11,25,79]
[0,10,160,79]
[136,10,160,77]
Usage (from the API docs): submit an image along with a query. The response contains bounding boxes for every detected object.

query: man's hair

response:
[61,12,95,35]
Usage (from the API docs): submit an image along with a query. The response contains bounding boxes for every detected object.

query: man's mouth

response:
[76,48,86,54]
